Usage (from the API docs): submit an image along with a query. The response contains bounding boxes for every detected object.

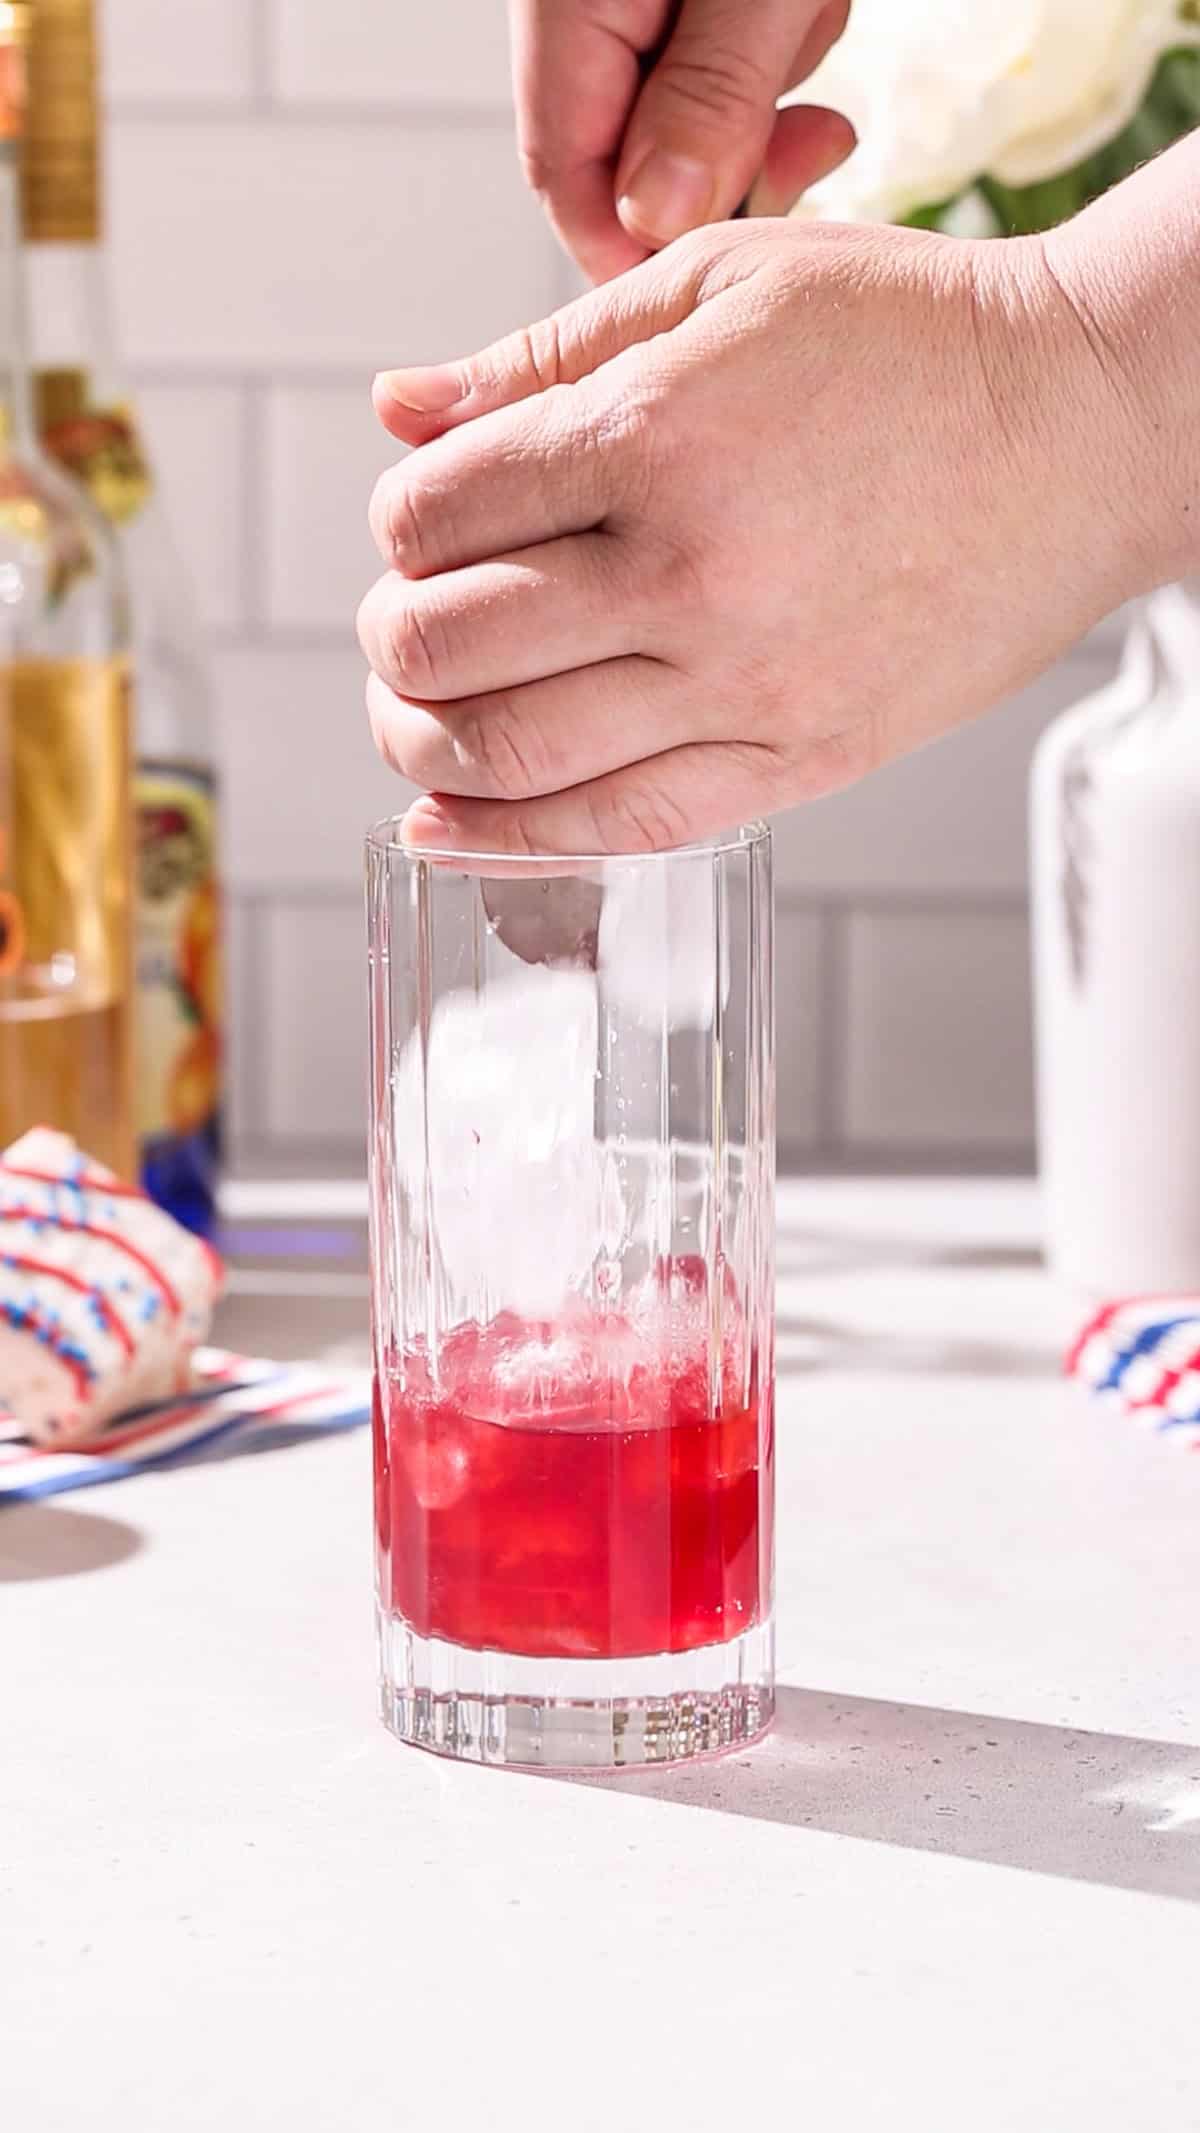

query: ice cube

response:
[630,1254,748,1415]
[392,966,615,1318]
[597,857,728,1029]
[485,1308,639,1429]
[393,1399,474,1509]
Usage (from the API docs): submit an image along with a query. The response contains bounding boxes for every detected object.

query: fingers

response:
[357,535,642,704]
[505,0,852,278]
[372,245,703,448]
[614,0,834,247]
[368,383,644,578]
[366,656,707,803]
[398,740,781,859]
[743,2,855,216]
[790,0,851,82]
[746,103,857,218]
[509,0,654,285]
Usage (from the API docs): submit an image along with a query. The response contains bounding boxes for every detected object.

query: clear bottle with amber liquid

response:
[0,0,133,1178]
[21,0,222,1235]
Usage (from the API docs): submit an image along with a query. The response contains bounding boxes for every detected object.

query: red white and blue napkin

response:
[1068,1296,1200,1449]
[0,1344,370,1501]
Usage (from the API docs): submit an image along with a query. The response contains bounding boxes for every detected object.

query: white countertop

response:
[3,1179,1198,2131]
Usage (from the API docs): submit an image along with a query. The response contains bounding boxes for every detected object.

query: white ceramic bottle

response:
[1031,581,1200,1296]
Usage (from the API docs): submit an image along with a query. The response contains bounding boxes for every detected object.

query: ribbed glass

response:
[366,823,775,1769]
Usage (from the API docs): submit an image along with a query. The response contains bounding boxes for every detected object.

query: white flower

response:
[791,0,1200,224]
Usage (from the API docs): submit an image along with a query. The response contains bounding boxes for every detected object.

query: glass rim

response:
[364,817,770,871]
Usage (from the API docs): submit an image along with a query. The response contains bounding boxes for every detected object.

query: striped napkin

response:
[1068,1297,1200,1450]
[0,1345,370,1502]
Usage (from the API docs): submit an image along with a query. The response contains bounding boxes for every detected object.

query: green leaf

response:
[902,196,960,231]
[907,46,1200,236]
[978,169,1086,235]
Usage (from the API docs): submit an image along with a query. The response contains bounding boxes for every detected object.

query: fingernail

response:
[376,366,466,414]
[401,798,462,850]
[617,150,714,246]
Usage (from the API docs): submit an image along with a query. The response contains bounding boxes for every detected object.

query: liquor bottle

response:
[21,0,223,1236]
[0,0,133,1176]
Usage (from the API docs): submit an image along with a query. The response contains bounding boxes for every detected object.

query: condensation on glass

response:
[366,823,775,1770]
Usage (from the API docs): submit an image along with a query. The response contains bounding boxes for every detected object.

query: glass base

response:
[377,1612,775,1771]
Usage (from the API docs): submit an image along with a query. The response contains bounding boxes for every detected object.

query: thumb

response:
[615,0,818,249]
[372,249,707,447]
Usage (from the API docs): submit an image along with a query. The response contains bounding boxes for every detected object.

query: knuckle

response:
[492,809,541,860]
[518,313,566,394]
[487,316,568,401]
[516,139,555,199]
[596,381,656,457]
[386,596,450,699]
[590,777,690,856]
[371,464,432,575]
[388,479,429,575]
[452,695,548,802]
[661,43,768,128]
[585,381,661,514]
[357,580,451,700]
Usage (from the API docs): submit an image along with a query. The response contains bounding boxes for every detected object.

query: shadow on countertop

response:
[576,1687,1200,1903]
[0,1501,144,1581]
[775,1226,1045,1280]
[776,1315,1061,1378]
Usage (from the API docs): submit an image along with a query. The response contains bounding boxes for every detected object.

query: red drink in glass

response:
[374,1268,772,1662]
[367,821,774,1767]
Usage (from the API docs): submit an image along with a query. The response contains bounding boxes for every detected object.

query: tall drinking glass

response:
[366,822,774,1769]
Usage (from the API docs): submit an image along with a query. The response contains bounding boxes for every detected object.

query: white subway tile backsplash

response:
[214,645,416,891]
[108,119,557,370]
[268,0,513,109]
[254,895,820,1159]
[224,894,260,1157]
[265,386,402,631]
[842,909,1034,1153]
[137,384,247,634]
[772,644,1118,899]
[261,899,367,1146]
[774,908,824,1159]
[101,0,253,102]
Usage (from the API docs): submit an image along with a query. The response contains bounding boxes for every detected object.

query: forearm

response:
[1044,128,1200,591]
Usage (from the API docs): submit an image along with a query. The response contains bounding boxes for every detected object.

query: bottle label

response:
[134,761,223,1222]
[36,369,153,526]
[0,657,135,1177]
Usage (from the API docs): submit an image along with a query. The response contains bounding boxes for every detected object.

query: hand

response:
[358,218,1146,859]
[509,0,855,281]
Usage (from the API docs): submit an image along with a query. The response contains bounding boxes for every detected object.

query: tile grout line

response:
[229,884,363,911]
[107,97,517,130]
[231,892,270,1150]
[247,0,273,106]
[239,378,269,637]
[130,365,388,390]
[777,888,1030,919]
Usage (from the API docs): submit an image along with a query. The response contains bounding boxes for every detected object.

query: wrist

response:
[1039,132,1200,595]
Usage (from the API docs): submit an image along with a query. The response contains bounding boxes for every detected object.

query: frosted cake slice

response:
[0,1128,223,1444]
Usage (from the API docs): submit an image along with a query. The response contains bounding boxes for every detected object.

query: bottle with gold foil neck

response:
[0,0,135,1177]
[21,0,223,1236]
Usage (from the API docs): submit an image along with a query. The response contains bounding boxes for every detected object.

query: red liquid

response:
[374,1272,772,1662]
